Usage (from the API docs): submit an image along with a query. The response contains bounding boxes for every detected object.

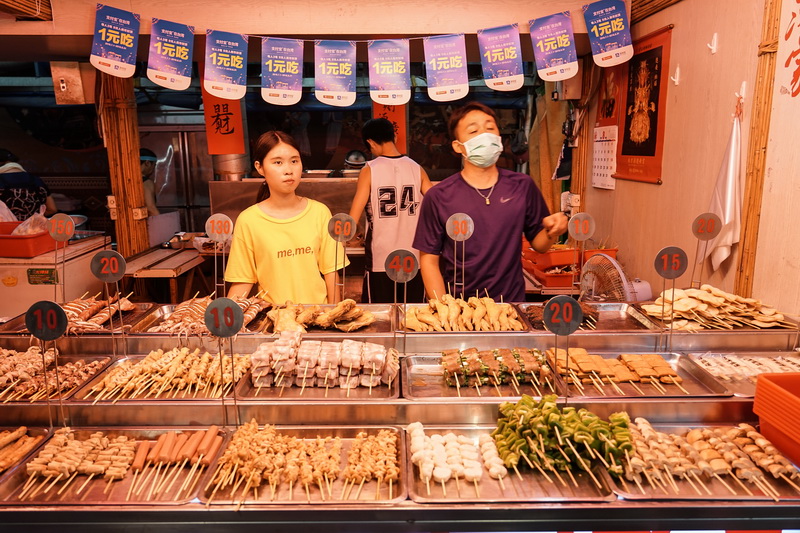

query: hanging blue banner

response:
[477,24,524,92]
[423,33,469,102]
[204,29,248,100]
[529,12,580,82]
[261,37,304,106]
[90,4,140,78]
[583,0,634,67]
[367,39,411,105]
[147,19,194,90]
[314,40,357,107]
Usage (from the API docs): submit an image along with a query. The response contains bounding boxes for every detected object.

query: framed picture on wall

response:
[613,25,673,184]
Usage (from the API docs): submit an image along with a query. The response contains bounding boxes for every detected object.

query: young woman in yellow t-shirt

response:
[225,131,348,304]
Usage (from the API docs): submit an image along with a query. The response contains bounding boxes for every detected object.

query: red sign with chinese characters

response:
[371,102,407,153]
[202,86,246,154]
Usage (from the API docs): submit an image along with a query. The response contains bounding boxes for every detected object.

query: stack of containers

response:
[753,372,800,465]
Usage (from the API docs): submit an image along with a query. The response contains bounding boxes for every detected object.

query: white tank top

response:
[365,155,422,271]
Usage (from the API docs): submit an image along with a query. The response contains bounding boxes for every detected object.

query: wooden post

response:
[735,0,780,297]
[98,72,150,259]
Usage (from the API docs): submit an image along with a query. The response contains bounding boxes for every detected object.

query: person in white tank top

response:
[349,118,433,303]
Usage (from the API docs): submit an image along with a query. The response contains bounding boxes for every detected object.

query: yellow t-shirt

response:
[224,199,349,304]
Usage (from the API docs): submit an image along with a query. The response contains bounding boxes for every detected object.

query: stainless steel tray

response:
[198,425,406,505]
[555,352,731,399]
[406,426,615,503]
[518,302,660,332]
[263,304,395,335]
[688,352,800,397]
[0,426,50,480]
[71,356,242,402]
[402,355,561,400]
[0,303,155,334]
[0,427,225,505]
[237,368,400,401]
[608,424,800,501]
[129,304,267,335]
[632,303,800,332]
[395,303,530,333]
[0,355,113,403]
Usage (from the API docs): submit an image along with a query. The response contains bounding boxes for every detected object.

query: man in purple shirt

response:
[413,102,568,302]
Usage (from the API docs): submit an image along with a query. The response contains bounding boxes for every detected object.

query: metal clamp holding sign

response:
[543,295,583,402]
[385,249,419,355]
[689,212,722,288]
[204,297,244,426]
[328,214,356,301]
[446,213,474,297]
[90,250,129,357]
[653,245,688,352]
[25,301,68,428]
[205,214,234,298]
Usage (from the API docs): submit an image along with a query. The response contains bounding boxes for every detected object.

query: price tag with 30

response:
[446,213,474,242]
[384,249,419,283]
[205,214,234,244]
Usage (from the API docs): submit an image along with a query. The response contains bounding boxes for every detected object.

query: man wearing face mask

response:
[413,102,568,301]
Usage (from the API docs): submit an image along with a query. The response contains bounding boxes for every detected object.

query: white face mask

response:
[459,132,503,168]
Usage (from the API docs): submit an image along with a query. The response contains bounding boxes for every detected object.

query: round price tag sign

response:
[90,250,127,283]
[654,246,688,279]
[692,212,722,241]
[25,301,68,341]
[384,249,419,283]
[568,212,595,242]
[446,213,474,242]
[48,213,75,242]
[205,214,234,244]
[543,295,583,336]
[204,297,244,338]
[327,213,357,243]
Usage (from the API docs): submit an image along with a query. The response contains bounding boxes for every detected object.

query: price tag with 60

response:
[327,214,357,243]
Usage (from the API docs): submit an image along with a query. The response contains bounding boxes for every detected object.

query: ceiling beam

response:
[0,0,53,21]
[631,0,686,24]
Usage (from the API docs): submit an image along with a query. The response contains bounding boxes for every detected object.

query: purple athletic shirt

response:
[412,168,550,302]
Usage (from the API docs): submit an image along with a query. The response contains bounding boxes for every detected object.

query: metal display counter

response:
[0,325,799,532]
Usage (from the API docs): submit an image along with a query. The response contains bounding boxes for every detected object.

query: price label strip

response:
[653,245,688,352]
[204,298,244,427]
[689,212,722,288]
[446,213,474,298]
[25,301,69,428]
[542,295,583,403]
[90,250,129,358]
[328,213,357,302]
[567,212,596,293]
[385,249,419,355]
[48,213,74,304]
[205,214,234,300]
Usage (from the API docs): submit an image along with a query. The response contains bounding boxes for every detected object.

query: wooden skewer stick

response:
[667,376,691,395]
[712,472,738,495]
[690,471,713,495]
[43,473,64,494]
[75,473,95,495]
[628,380,645,395]
[780,472,800,493]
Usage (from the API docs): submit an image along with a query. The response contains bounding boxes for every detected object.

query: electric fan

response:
[580,253,651,302]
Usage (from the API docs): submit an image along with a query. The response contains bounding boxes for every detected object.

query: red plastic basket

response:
[754,372,800,464]
[0,221,60,258]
